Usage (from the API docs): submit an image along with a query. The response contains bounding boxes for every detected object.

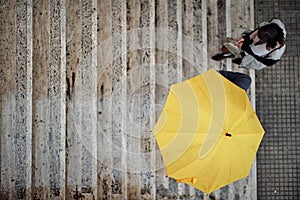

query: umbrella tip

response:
[225,133,232,137]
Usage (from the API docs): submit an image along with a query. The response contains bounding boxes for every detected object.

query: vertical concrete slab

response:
[176,1,188,194]
[110,0,128,199]
[32,0,51,198]
[181,6,195,194]
[192,2,210,199]
[154,1,189,199]
[0,1,17,199]
[97,0,113,199]
[182,0,197,80]
[225,0,233,70]
[147,2,156,199]
[124,0,161,198]
[201,0,208,70]
[168,0,188,198]
[66,0,97,199]
[16,1,33,199]
[81,0,98,199]
[207,0,221,69]
[125,1,142,198]
[32,0,66,199]
[193,0,205,75]
[0,0,32,199]
[66,0,83,198]
[181,1,206,198]
[48,0,66,198]
[154,1,170,199]
[126,0,156,199]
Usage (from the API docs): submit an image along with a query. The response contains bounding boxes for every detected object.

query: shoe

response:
[224,42,242,56]
[211,53,234,61]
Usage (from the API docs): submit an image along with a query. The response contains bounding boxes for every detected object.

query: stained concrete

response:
[0,0,256,199]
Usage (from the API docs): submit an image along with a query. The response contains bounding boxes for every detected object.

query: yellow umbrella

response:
[153,68,265,194]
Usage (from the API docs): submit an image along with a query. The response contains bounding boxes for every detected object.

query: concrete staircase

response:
[0,0,256,199]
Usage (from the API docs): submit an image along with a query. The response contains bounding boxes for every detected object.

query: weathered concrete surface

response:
[0,0,33,199]
[31,0,66,199]
[0,0,256,199]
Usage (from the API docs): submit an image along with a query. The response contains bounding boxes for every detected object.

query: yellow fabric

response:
[152,68,265,194]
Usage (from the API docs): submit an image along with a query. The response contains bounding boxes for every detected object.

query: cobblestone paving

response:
[255,0,300,199]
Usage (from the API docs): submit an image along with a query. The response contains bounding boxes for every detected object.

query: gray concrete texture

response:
[0,0,258,199]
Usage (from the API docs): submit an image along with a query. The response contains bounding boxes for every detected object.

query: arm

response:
[241,44,279,66]
[240,54,270,70]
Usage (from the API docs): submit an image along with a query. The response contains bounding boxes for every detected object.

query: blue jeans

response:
[219,70,252,91]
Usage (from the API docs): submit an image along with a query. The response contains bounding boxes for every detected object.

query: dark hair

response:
[257,23,285,49]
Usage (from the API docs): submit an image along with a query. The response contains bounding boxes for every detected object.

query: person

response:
[219,70,251,91]
[212,18,286,70]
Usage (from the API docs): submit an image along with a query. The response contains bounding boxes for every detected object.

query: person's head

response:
[257,23,285,49]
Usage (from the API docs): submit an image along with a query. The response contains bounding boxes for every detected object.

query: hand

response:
[235,37,244,48]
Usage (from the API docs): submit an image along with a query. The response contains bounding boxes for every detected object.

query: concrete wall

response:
[0,0,255,199]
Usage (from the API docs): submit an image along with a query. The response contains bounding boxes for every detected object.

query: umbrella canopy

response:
[152,68,265,194]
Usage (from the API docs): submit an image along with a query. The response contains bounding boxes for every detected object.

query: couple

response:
[213,18,286,91]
